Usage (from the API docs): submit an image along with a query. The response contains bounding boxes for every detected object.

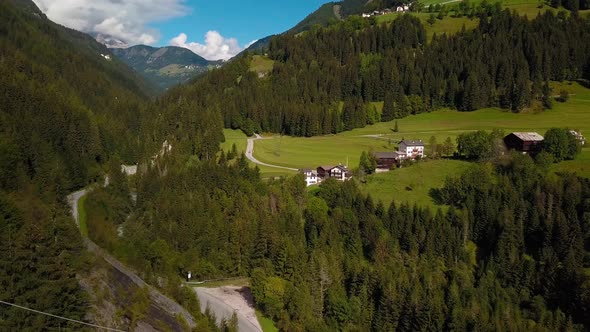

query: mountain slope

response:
[0,0,177,329]
[112,45,223,90]
[289,0,401,33]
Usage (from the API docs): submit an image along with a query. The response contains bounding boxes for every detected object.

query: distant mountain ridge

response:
[111,45,224,90]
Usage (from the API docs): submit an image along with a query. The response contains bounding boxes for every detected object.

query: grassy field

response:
[552,148,590,178]
[189,277,250,288]
[256,311,279,332]
[78,194,88,237]
[235,81,590,205]
[253,82,590,168]
[250,55,275,76]
[375,0,590,39]
[376,12,479,40]
[359,159,473,207]
[221,129,296,178]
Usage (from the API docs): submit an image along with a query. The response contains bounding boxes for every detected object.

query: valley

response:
[2,0,590,331]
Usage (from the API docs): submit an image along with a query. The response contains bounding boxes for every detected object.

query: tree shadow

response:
[236,286,256,308]
[428,187,446,206]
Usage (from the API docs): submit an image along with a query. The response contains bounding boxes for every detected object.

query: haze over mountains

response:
[111,45,224,90]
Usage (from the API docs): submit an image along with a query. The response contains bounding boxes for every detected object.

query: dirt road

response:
[194,286,262,332]
[245,134,298,171]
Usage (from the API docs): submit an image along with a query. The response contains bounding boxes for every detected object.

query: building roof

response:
[373,152,398,159]
[399,139,424,147]
[334,164,349,171]
[510,132,544,142]
[318,165,335,171]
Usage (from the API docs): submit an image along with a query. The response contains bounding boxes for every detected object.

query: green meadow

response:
[375,0,590,40]
[252,82,589,169]
[359,159,473,207]
[250,55,275,75]
[220,81,590,206]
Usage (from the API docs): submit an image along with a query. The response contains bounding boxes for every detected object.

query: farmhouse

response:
[317,164,352,181]
[399,139,425,159]
[503,132,544,154]
[299,169,318,186]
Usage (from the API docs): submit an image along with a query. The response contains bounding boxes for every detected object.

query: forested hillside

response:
[0,0,152,328]
[166,9,590,137]
[99,126,590,330]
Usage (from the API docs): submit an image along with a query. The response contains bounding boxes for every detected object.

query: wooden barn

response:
[373,152,398,170]
[504,132,544,154]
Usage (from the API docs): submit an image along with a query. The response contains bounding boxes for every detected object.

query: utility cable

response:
[0,299,126,331]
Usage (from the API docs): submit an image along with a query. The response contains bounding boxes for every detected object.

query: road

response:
[245,134,299,171]
[194,287,262,332]
[67,173,197,330]
[67,188,88,227]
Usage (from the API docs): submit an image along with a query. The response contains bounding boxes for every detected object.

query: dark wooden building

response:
[504,132,544,154]
[317,166,334,179]
[373,152,398,170]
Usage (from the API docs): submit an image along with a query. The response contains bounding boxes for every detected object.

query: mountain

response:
[91,32,129,49]
[111,45,223,90]
[0,1,194,329]
[242,35,275,54]
[289,0,395,33]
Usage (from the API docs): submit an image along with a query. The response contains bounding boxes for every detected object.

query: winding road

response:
[245,134,298,171]
[66,174,197,330]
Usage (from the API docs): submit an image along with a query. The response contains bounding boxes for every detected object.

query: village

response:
[299,130,586,186]
[361,4,412,18]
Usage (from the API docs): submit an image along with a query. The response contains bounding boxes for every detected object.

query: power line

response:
[0,300,125,332]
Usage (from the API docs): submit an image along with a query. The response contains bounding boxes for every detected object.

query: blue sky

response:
[33,0,330,60]
[154,1,329,47]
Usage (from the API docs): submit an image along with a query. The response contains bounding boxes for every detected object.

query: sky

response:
[31,0,330,60]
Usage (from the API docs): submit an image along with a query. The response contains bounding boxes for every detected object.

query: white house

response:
[330,164,352,181]
[317,164,352,182]
[300,169,319,186]
[396,5,410,12]
[398,139,424,159]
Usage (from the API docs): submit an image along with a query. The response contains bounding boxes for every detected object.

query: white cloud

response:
[170,31,255,61]
[32,0,187,46]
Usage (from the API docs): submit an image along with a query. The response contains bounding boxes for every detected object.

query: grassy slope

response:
[250,55,275,75]
[256,311,279,332]
[375,0,589,40]
[552,149,590,178]
[376,12,479,40]
[254,82,589,168]
[78,194,88,237]
[221,129,296,178]
[360,160,473,207]
[238,82,590,205]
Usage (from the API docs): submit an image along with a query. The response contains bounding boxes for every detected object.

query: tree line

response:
[163,9,590,137]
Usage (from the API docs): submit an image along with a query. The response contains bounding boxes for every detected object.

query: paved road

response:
[245,134,298,171]
[67,173,197,330]
[194,287,262,332]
